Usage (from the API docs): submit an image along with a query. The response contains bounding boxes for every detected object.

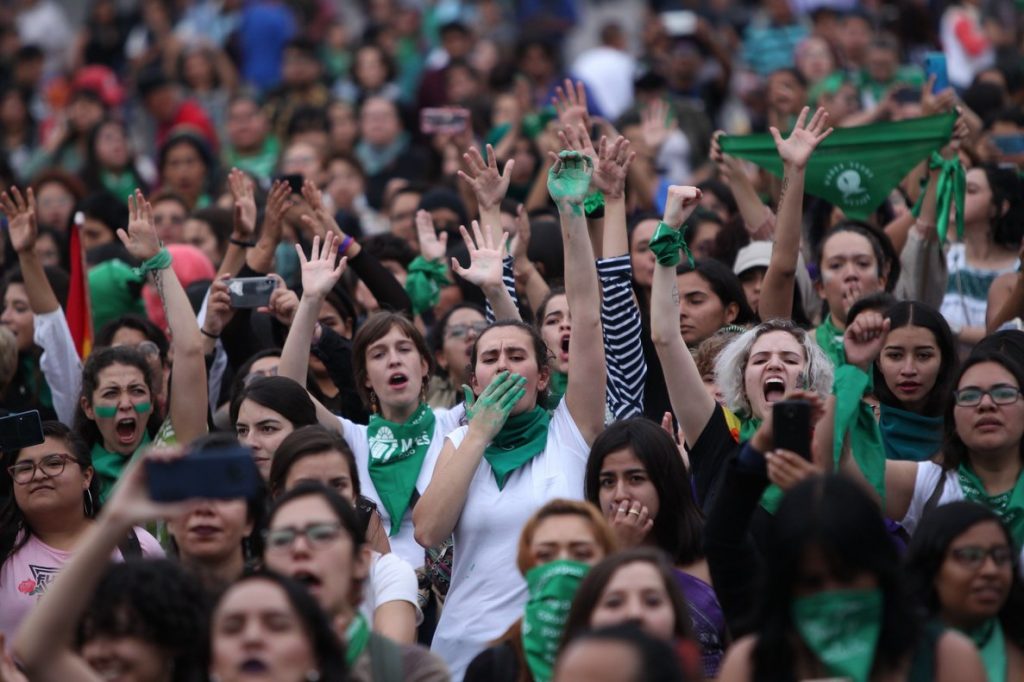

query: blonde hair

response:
[714,319,833,418]
[0,326,16,394]
[515,499,617,575]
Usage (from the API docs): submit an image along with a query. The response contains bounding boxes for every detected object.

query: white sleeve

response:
[32,309,82,426]
[368,552,423,625]
[901,462,945,537]
[196,290,227,416]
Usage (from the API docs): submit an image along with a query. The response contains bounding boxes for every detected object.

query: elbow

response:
[413,524,439,550]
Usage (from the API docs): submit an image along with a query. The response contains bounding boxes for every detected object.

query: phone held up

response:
[146,444,261,502]
[0,410,45,453]
[228,276,276,309]
[772,399,812,461]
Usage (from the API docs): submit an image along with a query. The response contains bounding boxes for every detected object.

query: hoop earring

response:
[83,489,95,517]
[369,389,379,414]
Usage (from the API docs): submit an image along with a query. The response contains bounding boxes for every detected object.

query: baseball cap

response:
[733,241,773,276]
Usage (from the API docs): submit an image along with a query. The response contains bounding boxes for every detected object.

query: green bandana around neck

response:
[544,371,568,411]
[833,365,887,506]
[367,404,436,536]
[92,430,152,503]
[739,416,785,514]
[792,588,883,682]
[344,612,371,667]
[522,560,590,682]
[877,403,943,462]
[911,151,966,243]
[815,315,847,368]
[648,221,694,268]
[958,463,1024,548]
[720,113,956,220]
[961,618,1007,682]
[405,256,450,315]
[485,406,550,490]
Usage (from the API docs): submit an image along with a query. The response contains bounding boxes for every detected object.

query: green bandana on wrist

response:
[583,190,605,219]
[367,403,436,536]
[485,406,550,489]
[958,463,1024,548]
[792,588,883,682]
[815,315,847,368]
[877,403,943,462]
[544,371,568,411]
[522,560,590,682]
[405,256,449,316]
[911,151,966,244]
[960,619,1007,682]
[133,248,172,276]
[649,222,694,268]
[344,613,371,668]
[833,365,887,506]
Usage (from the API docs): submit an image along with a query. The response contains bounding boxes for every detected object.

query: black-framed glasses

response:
[264,522,344,552]
[953,385,1022,407]
[8,454,78,485]
[447,321,488,340]
[950,545,1014,570]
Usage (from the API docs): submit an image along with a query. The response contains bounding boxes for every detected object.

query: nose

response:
[240,431,258,450]
[842,262,860,281]
[612,481,629,504]
[623,595,645,622]
[900,358,917,376]
[978,553,1003,575]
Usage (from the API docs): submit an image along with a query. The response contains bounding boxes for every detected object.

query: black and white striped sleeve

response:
[598,255,646,420]
[485,255,519,324]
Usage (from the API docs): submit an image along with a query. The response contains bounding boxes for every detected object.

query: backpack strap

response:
[117,527,142,559]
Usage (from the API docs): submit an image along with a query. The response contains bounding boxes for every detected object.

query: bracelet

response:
[337,235,354,256]
[133,247,172,276]
[200,328,219,339]
[230,237,256,248]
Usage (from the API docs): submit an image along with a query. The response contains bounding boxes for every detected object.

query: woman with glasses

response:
[426,303,487,409]
[906,501,1024,681]
[0,421,163,642]
[263,481,450,679]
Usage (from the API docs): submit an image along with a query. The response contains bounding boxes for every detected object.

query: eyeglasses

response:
[953,385,1022,407]
[8,454,78,485]
[264,522,344,552]
[447,322,488,340]
[950,545,1014,570]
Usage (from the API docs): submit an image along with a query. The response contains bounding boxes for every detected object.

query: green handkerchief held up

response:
[719,113,956,220]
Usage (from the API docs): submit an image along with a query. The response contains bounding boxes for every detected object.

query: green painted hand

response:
[464,371,527,441]
[547,150,594,213]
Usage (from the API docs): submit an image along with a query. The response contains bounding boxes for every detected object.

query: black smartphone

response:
[892,87,921,104]
[773,399,812,461]
[420,107,470,135]
[145,445,261,502]
[275,173,304,195]
[227,276,276,308]
[0,410,45,452]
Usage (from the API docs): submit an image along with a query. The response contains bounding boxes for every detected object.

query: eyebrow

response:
[600,468,647,476]
[254,419,282,427]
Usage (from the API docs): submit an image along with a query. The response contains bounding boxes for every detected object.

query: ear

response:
[81,396,95,421]
[1000,198,1010,219]
[815,278,826,301]
[537,363,551,392]
[724,301,739,325]
[420,354,430,379]
[81,466,94,490]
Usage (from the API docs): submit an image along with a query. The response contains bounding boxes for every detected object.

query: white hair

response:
[714,320,834,419]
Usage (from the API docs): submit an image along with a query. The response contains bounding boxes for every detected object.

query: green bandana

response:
[961,619,1007,682]
[485,407,550,489]
[367,404,436,536]
[344,613,371,668]
[583,190,605,219]
[737,415,785,514]
[405,256,450,316]
[544,371,568,411]
[877,403,943,462]
[648,221,695,268]
[833,365,887,506]
[815,315,847,368]
[911,151,966,243]
[720,113,956,220]
[133,248,172,276]
[522,560,590,682]
[792,588,883,682]
[958,463,1024,548]
[92,431,152,503]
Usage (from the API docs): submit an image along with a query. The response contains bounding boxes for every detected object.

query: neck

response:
[962,224,998,261]
[381,400,420,423]
[941,609,991,633]
[967,449,1023,494]
[182,550,246,592]
[828,313,846,332]
[33,511,91,551]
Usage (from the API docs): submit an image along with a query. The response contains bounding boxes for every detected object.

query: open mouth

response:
[387,373,409,391]
[559,334,570,361]
[189,524,222,538]
[763,377,786,403]
[239,658,269,674]
[896,382,921,393]
[291,570,322,589]
[115,417,137,444]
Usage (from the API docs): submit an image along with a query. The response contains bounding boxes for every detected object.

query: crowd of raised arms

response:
[2,1,1024,681]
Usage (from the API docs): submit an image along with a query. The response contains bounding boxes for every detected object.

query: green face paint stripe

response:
[93,402,151,419]
[133,402,152,414]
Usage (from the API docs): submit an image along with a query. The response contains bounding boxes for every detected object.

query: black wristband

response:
[200,328,220,339]
[230,237,256,248]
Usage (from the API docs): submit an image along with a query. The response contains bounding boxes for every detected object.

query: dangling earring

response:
[369,389,379,414]
[305,671,321,682]
[83,489,95,517]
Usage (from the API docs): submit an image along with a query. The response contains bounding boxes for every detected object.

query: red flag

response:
[67,211,92,359]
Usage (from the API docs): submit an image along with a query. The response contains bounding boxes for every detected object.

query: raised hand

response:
[457,145,516,210]
[641,99,677,154]
[552,78,590,131]
[558,123,598,167]
[261,275,300,327]
[260,180,292,246]
[662,185,703,229]
[228,168,257,239]
[203,274,236,337]
[766,449,822,491]
[301,178,343,237]
[921,74,956,116]
[770,106,833,170]
[710,131,746,182]
[844,311,890,371]
[296,232,347,300]
[415,209,448,262]
[451,220,507,291]
[117,190,162,261]
[464,371,527,441]
[591,135,635,199]
[510,204,531,263]
[606,499,654,548]
[0,186,37,254]
[546,150,594,211]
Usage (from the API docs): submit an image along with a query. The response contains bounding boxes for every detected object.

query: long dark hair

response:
[978,163,1024,249]
[905,501,1024,646]
[585,419,704,565]
[674,258,757,326]
[0,421,101,571]
[874,301,958,417]
[751,475,919,679]
[229,376,319,431]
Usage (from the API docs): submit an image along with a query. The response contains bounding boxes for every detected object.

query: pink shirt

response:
[0,529,164,643]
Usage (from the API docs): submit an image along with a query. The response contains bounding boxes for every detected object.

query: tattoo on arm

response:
[672,281,680,307]
[776,174,790,213]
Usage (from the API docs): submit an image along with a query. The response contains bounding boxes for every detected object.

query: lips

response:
[975,418,1003,429]
[386,373,409,391]
[29,484,55,494]
[188,524,223,538]
[239,658,269,674]
[763,377,786,403]
[291,570,322,594]
[896,382,921,393]
[115,417,137,444]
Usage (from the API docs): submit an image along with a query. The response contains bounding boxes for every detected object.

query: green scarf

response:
[911,151,966,244]
[92,430,152,503]
[958,463,1024,548]
[544,372,568,411]
[961,619,1007,682]
[738,415,785,514]
[815,315,847,368]
[720,113,956,219]
[648,221,695,268]
[100,170,138,201]
[792,588,884,682]
[344,613,371,668]
[877,403,943,462]
[405,256,450,315]
[484,407,550,490]
[833,365,887,506]
[367,404,436,536]
[522,560,590,682]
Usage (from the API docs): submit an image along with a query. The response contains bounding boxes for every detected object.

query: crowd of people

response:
[1,0,1024,680]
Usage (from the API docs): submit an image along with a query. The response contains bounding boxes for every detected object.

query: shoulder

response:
[934,630,986,681]
[717,634,756,681]
[134,527,166,559]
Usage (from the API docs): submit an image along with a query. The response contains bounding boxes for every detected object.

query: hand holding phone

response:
[420,108,470,135]
[228,276,276,308]
[772,399,812,460]
[145,445,261,502]
[924,52,950,95]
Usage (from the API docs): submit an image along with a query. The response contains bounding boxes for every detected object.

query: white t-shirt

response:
[430,400,590,680]
[339,406,465,569]
[360,550,423,626]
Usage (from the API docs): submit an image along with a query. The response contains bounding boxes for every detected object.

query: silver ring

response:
[627,509,640,516]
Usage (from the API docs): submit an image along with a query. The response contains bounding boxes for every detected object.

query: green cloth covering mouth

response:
[792,588,883,682]
[522,560,590,682]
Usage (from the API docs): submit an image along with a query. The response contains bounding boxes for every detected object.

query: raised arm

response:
[510,204,550,315]
[711,132,772,239]
[548,150,606,444]
[118,190,207,445]
[217,168,259,277]
[759,107,832,322]
[451,221,519,321]
[457,144,515,245]
[246,180,290,275]
[650,186,716,445]
[3,188,59,314]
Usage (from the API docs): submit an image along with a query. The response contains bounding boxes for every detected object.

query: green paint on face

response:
[93,402,152,419]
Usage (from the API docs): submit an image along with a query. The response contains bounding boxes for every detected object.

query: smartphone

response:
[227,276,276,309]
[420,107,470,135]
[992,134,1024,155]
[662,10,697,37]
[924,52,950,94]
[0,410,44,452]
[892,87,921,104]
[274,173,304,195]
[145,445,261,502]
[773,400,812,461]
